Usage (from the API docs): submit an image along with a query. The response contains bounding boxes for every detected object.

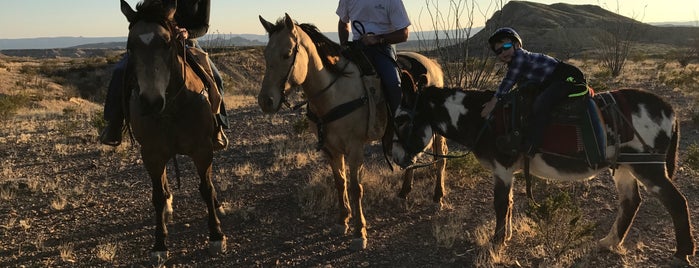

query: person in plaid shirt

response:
[481,27,587,157]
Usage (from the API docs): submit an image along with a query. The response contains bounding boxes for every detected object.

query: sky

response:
[0,0,697,39]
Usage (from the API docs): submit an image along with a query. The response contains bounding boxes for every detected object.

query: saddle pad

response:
[594,91,635,143]
[540,124,583,154]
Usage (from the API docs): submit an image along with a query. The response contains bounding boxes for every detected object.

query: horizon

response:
[0,0,697,40]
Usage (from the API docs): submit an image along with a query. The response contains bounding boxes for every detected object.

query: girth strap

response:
[307,96,369,150]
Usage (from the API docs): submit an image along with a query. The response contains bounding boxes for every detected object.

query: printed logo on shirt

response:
[374,4,386,10]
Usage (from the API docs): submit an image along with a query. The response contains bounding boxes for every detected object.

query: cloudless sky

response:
[0,0,697,39]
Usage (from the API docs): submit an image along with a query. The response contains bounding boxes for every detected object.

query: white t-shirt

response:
[336,0,411,40]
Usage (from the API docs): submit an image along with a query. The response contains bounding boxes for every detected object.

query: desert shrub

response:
[586,78,609,93]
[658,67,699,90]
[525,190,595,260]
[447,152,488,188]
[684,143,699,170]
[292,117,309,135]
[91,110,107,134]
[0,93,31,121]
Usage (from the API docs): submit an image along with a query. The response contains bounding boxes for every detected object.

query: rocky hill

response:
[466,1,699,55]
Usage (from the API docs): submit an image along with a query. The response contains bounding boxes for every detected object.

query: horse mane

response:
[265,18,347,76]
[294,23,347,75]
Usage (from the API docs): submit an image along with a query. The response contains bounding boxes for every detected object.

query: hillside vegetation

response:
[1,1,699,267]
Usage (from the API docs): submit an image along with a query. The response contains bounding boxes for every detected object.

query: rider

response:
[480,27,587,157]
[336,0,411,115]
[100,0,229,150]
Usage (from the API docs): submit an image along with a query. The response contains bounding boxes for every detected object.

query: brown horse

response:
[120,0,225,262]
[258,13,446,251]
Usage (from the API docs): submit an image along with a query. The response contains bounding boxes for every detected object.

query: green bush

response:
[525,191,595,259]
[684,143,699,170]
[0,94,31,121]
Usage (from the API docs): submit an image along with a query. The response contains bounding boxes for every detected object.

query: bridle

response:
[277,25,350,111]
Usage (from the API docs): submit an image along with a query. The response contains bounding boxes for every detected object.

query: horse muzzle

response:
[139,95,165,116]
[257,92,282,113]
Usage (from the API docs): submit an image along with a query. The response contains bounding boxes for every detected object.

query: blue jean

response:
[364,44,401,114]
[103,55,128,124]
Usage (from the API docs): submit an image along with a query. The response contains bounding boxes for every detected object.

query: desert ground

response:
[1,47,699,267]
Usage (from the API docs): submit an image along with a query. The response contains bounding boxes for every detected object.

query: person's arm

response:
[338,19,350,46]
[360,27,409,46]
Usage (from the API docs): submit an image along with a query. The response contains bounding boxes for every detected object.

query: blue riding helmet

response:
[488,27,523,51]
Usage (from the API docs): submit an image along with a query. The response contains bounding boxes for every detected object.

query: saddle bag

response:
[186,46,221,115]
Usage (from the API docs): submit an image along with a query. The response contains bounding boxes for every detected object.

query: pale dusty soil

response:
[0,51,699,267]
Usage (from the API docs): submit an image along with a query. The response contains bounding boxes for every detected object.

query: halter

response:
[280,25,351,111]
[393,90,481,170]
[125,19,189,117]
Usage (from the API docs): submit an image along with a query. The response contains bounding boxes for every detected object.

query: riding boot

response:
[213,113,228,151]
[100,120,124,146]
[100,60,127,147]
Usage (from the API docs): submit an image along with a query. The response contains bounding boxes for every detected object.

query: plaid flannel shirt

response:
[496,48,559,97]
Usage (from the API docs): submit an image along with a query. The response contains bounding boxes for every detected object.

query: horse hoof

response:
[331,224,348,236]
[216,203,227,217]
[671,255,691,267]
[164,196,174,223]
[150,251,169,267]
[350,237,367,251]
[208,236,227,255]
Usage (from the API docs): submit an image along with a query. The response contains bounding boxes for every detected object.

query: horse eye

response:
[282,53,291,60]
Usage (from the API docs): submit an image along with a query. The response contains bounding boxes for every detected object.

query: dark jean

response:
[363,44,401,114]
[527,62,586,149]
[103,45,228,128]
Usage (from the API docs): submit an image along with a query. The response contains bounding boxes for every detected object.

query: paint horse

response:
[258,14,446,250]
[392,86,695,263]
[120,0,226,261]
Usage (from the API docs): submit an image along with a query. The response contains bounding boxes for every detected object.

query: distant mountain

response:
[0,37,126,50]
[0,34,267,50]
[462,1,699,56]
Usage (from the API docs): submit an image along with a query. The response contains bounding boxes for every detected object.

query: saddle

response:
[494,83,612,168]
[340,42,386,140]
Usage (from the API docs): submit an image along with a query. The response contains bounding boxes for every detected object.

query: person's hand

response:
[175,27,189,41]
[481,96,498,118]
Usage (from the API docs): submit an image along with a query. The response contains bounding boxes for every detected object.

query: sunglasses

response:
[494,42,513,55]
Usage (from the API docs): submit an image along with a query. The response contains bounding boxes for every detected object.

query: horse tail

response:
[667,117,680,180]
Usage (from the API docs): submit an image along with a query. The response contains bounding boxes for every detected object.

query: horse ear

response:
[259,15,275,33]
[163,0,177,20]
[284,13,296,32]
[120,0,137,23]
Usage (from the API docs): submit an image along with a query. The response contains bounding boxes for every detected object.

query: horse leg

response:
[347,150,367,250]
[630,165,695,262]
[599,168,641,252]
[143,154,170,262]
[328,152,350,236]
[492,170,514,248]
[431,135,448,208]
[192,152,226,255]
[397,168,414,200]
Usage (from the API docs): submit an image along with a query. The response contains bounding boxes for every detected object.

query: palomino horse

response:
[120,0,225,261]
[392,86,695,263]
[258,13,446,250]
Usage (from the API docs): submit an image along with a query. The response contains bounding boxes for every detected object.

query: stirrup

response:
[213,127,228,151]
[99,123,123,146]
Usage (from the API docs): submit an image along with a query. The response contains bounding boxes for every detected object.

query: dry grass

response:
[1,50,698,267]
